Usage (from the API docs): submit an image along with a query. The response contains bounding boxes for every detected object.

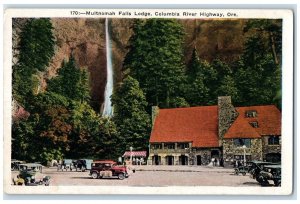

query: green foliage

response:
[234,20,282,107]
[112,76,151,151]
[185,48,215,106]
[13,18,55,106]
[124,19,186,108]
[12,92,71,164]
[12,119,35,161]
[12,18,282,165]
[67,101,101,158]
[48,55,91,102]
[18,18,55,71]
[95,117,122,160]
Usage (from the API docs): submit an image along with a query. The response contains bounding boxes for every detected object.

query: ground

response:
[11,165,264,187]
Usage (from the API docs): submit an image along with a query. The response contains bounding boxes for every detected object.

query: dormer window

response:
[249,121,259,128]
[245,110,257,118]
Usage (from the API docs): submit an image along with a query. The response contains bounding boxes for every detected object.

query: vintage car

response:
[234,163,252,176]
[257,165,281,186]
[248,161,277,181]
[11,159,25,171]
[57,159,75,171]
[12,163,51,186]
[89,160,129,180]
[73,159,93,172]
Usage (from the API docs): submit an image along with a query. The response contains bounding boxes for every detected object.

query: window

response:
[245,110,257,118]
[151,144,162,149]
[165,143,175,149]
[268,136,279,145]
[233,139,251,148]
[178,143,189,149]
[249,121,259,128]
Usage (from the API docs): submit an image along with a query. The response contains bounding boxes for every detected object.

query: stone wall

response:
[223,138,263,166]
[262,136,281,159]
[218,96,238,146]
[192,148,222,165]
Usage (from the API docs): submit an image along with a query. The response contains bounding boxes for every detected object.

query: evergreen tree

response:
[185,48,214,106]
[111,76,151,151]
[216,75,238,102]
[124,19,186,108]
[234,20,282,107]
[13,18,55,106]
[94,117,122,160]
[48,55,91,102]
[18,18,55,72]
[67,101,101,158]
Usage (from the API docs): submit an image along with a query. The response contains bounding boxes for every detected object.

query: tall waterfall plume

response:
[102,18,113,116]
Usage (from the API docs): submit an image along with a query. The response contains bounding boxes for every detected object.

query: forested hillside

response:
[12,18,282,164]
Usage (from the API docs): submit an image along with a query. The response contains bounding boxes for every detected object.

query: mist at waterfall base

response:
[102,18,114,117]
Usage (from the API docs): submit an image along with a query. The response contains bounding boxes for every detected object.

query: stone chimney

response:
[218,96,238,146]
[151,106,160,127]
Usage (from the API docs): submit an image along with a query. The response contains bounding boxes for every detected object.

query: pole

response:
[243,145,246,166]
[130,146,133,165]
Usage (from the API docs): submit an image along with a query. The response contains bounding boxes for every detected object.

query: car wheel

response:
[118,173,125,180]
[242,172,246,176]
[91,172,98,179]
[260,180,269,186]
[274,180,281,187]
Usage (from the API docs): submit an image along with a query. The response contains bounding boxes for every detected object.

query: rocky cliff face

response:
[182,19,246,63]
[13,18,247,112]
[48,18,107,111]
[48,18,133,111]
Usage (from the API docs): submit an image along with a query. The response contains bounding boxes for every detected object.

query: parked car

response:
[12,163,50,186]
[248,161,277,181]
[11,160,25,171]
[73,159,93,172]
[234,162,252,176]
[257,165,281,186]
[57,159,75,171]
[89,160,129,180]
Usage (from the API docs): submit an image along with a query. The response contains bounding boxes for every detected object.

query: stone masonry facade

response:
[222,138,263,166]
[149,96,281,166]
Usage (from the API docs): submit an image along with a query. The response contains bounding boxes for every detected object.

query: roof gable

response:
[224,105,281,139]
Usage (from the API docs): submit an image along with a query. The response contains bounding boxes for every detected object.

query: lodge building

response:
[148,96,281,166]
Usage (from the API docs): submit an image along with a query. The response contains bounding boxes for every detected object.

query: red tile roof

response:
[150,106,219,148]
[224,105,281,139]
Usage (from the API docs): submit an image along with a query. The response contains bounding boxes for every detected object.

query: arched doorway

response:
[266,153,281,163]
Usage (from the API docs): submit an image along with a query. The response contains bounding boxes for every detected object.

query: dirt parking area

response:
[11,166,261,187]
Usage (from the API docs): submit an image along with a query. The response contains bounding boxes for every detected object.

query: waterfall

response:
[102,18,113,116]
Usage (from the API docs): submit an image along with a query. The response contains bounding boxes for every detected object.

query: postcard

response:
[3,8,293,195]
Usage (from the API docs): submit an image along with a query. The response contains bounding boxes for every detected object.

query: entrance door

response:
[197,155,202,165]
[166,156,174,165]
[154,155,160,165]
[211,150,219,158]
[179,155,188,165]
